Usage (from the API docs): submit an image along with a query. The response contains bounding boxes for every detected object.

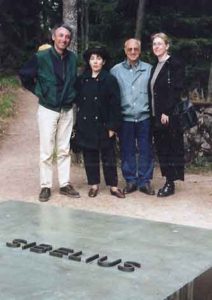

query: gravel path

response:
[0,89,212,229]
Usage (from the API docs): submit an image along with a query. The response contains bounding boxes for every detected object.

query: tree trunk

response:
[80,0,85,52]
[135,0,147,40]
[80,0,89,52]
[207,62,212,102]
[84,0,89,50]
[63,0,77,53]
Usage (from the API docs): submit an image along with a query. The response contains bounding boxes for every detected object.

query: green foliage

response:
[0,0,41,71]
[142,2,212,93]
[186,157,212,174]
[0,94,15,118]
[0,76,20,90]
[0,0,211,95]
[0,76,19,119]
[0,0,62,71]
[39,0,63,40]
[86,0,212,83]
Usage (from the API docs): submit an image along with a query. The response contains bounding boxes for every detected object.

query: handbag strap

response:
[167,61,171,86]
[166,62,173,109]
[167,68,171,86]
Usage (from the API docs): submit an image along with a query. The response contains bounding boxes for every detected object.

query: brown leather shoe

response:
[88,187,99,197]
[60,184,80,198]
[110,188,125,198]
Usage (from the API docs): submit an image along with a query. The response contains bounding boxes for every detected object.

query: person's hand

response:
[161,113,169,125]
[109,130,115,138]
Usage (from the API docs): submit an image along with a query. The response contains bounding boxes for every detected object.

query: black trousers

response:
[154,127,184,181]
[82,142,118,186]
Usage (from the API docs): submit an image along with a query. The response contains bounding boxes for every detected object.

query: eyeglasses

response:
[152,42,165,47]
[126,47,140,52]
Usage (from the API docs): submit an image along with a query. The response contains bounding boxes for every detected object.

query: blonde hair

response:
[151,32,170,45]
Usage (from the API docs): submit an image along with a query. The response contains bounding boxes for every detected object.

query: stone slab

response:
[0,201,212,300]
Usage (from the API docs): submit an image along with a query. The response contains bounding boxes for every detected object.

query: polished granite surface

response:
[0,201,212,300]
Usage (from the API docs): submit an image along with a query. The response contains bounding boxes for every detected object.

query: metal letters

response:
[6,238,141,273]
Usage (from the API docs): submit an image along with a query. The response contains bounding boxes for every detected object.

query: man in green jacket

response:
[19,23,80,202]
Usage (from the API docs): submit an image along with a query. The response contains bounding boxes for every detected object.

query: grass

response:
[186,157,212,174]
[0,94,15,118]
[0,75,20,119]
[0,75,20,90]
[0,75,20,136]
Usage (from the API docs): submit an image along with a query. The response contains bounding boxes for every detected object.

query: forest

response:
[0,0,212,100]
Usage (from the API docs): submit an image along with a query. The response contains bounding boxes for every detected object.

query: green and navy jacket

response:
[19,47,77,112]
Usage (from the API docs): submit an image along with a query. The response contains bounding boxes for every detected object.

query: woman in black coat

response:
[149,33,185,197]
[75,47,125,198]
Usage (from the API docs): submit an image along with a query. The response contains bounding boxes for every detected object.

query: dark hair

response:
[83,47,110,70]
[52,23,73,36]
[83,47,109,62]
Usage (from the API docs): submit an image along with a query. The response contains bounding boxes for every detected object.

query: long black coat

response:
[75,69,122,149]
[149,56,185,127]
[149,56,185,181]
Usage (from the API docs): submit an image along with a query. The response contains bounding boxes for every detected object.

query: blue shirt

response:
[111,59,152,122]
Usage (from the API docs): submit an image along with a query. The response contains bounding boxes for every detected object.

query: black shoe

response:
[110,188,125,198]
[39,188,51,202]
[60,184,80,198]
[139,183,155,195]
[88,187,99,198]
[123,183,137,194]
[157,181,175,197]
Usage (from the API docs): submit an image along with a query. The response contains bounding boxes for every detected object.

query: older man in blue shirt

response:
[111,38,154,195]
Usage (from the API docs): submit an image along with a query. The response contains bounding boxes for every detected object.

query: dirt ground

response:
[0,89,212,229]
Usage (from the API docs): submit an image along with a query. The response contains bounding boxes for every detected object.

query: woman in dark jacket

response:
[149,33,185,197]
[75,47,125,198]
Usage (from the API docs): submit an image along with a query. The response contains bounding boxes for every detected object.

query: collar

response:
[81,69,108,81]
[158,55,170,63]
[50,47,69,59]
[122,59,145,71]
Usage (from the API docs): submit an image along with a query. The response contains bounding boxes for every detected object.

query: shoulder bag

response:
[168,67,198,132]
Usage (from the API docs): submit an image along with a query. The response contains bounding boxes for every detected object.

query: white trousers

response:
[37,105,74,188]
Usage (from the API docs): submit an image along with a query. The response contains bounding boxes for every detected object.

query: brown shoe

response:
[110,188,125,198]
[88,187,99,197]
[60,184,80,198]
[39,188,51,202]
